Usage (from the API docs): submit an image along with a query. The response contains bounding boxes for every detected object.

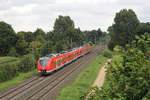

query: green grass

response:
[0,56,16,60]
[56,53,107,100]
[0,56,18,65]
[0,69,38,92]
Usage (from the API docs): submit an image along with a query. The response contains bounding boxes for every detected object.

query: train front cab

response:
[38,54,57,75]
[38,57,50,75]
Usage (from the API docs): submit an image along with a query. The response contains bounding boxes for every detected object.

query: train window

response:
[52,62,56,66]
[40,57,49,67]
[68,55,71,60]
[57,58,62,65]
[62,57,66,62]
[59,58,62,64]
[52,60,56,66]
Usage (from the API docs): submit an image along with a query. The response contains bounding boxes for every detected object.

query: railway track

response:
[0,76,45,100]
[0,43,106,100]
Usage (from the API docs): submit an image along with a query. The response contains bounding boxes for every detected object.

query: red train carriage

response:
[37,44,91,75]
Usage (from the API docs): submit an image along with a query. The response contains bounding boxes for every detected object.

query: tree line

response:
[0,15,105,58]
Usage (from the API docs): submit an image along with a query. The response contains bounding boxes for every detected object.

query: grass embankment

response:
[0,69,37,92]
[57,51,108,100]
[0,57,18,65]
[0,56,38,92]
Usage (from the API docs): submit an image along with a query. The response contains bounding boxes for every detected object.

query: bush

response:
[0,54,36,82]
[113,45,122,52]
[108,41,115,51]
[87,33,150,100]
[18,54,36,72]
[102,50,112,58]
[7,47,18,57]
[0,61,19,82]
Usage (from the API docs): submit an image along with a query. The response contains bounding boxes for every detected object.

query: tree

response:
[53,15,75,41]
[45,31,55,41]
[84,28,104,44]
[28,41,42,60]
[97,28,103,39]
[8,47,18,57]
[17,31,34,43]
[135,22,150,36]
[33,28,46,41]
[73,28,85,46]
[54,41,64,52]
[85,29,100,44]
[53,15,85,49]
[36,34,45,43]
[15,33,28,55]
[0,21,17,56]
[41,41,54,56]
[54,15,74,35]
[108,9,140,50]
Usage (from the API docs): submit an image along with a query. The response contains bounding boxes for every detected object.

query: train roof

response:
[39,44,90,59]
[39,54,57,60]
[59,51,68,54]
[72,47,80,50]
[46,54,57,57]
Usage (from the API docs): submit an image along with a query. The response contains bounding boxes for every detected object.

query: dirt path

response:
[85,59,111,100]
[92,59,111,89]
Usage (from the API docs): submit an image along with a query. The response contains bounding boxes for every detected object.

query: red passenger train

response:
[37,44,91,75]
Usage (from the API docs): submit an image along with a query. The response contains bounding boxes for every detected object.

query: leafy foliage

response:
[18,54,36,72]
[108,9,140,50]
[8,47,18,57]
[54,15,74,35]
[18,31,34,43]
[102,50,112,58]
[15,33,28,55]
[33,28,46,42]
[52,15,85,49]
[41,41,54,56]
[0,21,17,56]
[135,22,150,36]
[84,28,105,44]
[0,54,36,82]
[28,41,42,60]
[113,45,122,52]
[87,33,150,100]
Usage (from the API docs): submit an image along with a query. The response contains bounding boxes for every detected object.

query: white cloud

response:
[11,4,38,14]
[0,0,150,32]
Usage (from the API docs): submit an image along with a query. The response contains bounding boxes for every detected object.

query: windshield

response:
[40,57,49,67]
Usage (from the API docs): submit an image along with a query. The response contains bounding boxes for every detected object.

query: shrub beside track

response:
[0,54,36,82]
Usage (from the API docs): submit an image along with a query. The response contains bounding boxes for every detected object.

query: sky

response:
[0,0,150,32]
